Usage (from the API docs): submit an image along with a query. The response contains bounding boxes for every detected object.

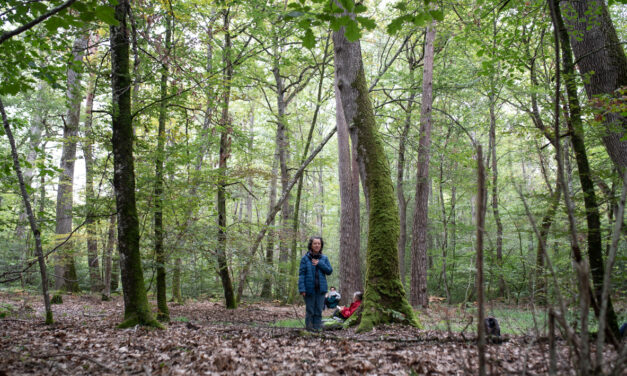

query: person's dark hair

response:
[307,236,324,252]
[354,291,363,301]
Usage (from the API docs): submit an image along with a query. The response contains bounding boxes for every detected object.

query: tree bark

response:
[54,34,88,292]
[488,92,505,298]
[549,2,591,368]
[172,257,182,303]
[102,214,116,300]
[110,0,160,328]
[154,11,172,322]
[476,146,487,376]
[1,98,53,324]
[83,70,103,293]
[332,9,419,332]
[560,0,627,167]
[396,46,419,288]
[260,153,278,299]
[410,24,436,309]
[216,8,236,309]
[336,66,363,305]
[555,0,619,337]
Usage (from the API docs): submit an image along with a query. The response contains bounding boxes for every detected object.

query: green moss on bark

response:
[349,66,422,333]
[45,310,54,325]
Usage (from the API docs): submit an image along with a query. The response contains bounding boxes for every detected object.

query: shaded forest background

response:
[1,0,627,344]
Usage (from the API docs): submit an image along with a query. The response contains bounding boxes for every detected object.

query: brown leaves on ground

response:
[0,293,614,375]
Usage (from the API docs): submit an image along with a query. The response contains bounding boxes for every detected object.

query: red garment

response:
[340,300,361,319]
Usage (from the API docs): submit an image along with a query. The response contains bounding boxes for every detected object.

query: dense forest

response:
[1,0,626,374]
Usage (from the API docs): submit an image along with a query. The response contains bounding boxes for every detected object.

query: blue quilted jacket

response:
[298,252,332,294]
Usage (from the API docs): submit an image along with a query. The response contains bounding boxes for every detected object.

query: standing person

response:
[298,236,333,331]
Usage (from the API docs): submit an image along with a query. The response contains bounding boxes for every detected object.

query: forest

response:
[1,0,626,374]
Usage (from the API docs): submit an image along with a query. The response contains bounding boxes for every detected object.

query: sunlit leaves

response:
[285,0,376,47]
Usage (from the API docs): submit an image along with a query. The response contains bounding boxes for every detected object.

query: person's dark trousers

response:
[304,292,326,330]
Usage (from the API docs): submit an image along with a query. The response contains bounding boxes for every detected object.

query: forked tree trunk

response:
[216,8,236,309]
[410,24,436,309]
[154,11,172,322]
[54,34,88,292]
[110,0,160,328]
[332,10,419,333]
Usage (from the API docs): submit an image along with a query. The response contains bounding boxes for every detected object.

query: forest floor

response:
[0,292,623,375]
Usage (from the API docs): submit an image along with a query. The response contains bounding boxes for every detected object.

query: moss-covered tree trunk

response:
[110,0,160,328]
[54,34,87,293]
[154,11,172,322]
[333,13,420,333]
[216,8,236,309]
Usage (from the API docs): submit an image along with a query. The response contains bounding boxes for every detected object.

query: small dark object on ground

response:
[620,322,627,338]
[186,322,200,330]
[485,316,501,343]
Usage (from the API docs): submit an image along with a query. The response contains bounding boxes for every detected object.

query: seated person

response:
[325,286,341,309]
[332,291,363,320]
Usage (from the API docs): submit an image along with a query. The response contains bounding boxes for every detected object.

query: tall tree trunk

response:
[535,184,560,305]
[438,131,452,302]
[488,93,505,298]
[396,60,417,287]
[102,214,116,300]
[550,2,591,369]
[84,70,103,293]
[110,0,160,328]
[560,0,627,167]
[154,11,172,322]
[1,98,53,324]
[171,257,182,303]
[54,34,88,292]
[15,84,45,241]
[410,24,436,309]
[260,153,278,298]
[332,9,419,332]
[555,0,619,337]
[16,84,45,286]
[476,146,487,376]
[335,39,363,306]
[216,8,236,309]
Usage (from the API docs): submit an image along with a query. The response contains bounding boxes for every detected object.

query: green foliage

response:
[50,294,63,304]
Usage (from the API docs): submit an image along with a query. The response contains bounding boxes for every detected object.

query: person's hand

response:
[301,292,306,297]
[312,258,319,266]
